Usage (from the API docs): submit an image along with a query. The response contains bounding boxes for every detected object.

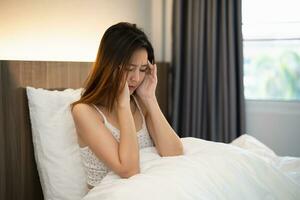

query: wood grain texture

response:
[0,60,169,200]
[156,62,169,119]
[0,60,6,200]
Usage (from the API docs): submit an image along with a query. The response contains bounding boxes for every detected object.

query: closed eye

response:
[127,64,149,72]
[127,67,135,71]
[140,66,148,72]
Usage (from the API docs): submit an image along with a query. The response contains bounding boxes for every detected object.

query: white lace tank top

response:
[79,95,154,187]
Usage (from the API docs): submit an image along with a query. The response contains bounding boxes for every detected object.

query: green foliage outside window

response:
[244,43,300,100]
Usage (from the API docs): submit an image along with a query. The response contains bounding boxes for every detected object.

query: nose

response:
[130,69,140,83]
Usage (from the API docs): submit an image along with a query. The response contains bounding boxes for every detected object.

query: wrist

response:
[139,93,156,101]
[142,97,159,111]
[117,101,130,110]
[141,96,157,104]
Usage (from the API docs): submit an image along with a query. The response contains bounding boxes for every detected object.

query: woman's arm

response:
[116,103,140,176]
[136,61,183,157]
[72,82,140,178]
[143,97,183,157]
[116,81,140,176]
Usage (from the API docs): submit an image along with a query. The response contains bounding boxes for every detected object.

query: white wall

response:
[151,0,172,62]
[246,100,300,157]
[0,0,172,62]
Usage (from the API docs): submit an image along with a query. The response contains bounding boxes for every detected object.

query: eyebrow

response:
[129,63,148,67]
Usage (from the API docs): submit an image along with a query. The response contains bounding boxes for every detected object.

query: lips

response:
[129,85,136,90]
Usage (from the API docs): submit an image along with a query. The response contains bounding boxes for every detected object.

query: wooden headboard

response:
[0,60,169,200]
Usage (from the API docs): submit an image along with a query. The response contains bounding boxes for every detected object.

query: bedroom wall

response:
[246,101,300,157]
[0,0,172,62]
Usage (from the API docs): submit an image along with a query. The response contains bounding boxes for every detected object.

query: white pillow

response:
[26,86,88,200]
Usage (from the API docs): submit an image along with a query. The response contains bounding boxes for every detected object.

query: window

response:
[242,0,300,100]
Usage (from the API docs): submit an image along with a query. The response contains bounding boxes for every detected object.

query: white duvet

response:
[83,135,300,200]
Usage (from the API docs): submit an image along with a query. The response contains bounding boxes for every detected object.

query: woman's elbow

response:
[172,145,184,156]
[119,167,140,178]
[175,144,184,156]
[159,144,184,157]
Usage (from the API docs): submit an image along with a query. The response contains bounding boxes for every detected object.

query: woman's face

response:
[126,48,149,94]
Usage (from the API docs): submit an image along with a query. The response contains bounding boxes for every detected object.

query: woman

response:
[71,22,183,189]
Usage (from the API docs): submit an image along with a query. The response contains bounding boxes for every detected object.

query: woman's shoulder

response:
[71,103,105,123]
[72,103,93,114]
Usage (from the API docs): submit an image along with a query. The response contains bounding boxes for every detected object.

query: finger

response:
[148,60,154,75]
[148,60,155,68]
[125,81,130,92]
[153,64,157,77]
[123,81,129,90]
[149,61,156,76]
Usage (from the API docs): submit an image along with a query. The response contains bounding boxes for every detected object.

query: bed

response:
[0,60,169,199]
[0,60,299,200]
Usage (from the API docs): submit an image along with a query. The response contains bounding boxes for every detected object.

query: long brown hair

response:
[71,22,155,112]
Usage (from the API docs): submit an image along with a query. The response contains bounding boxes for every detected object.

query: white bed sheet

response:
[82,134,300,200]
